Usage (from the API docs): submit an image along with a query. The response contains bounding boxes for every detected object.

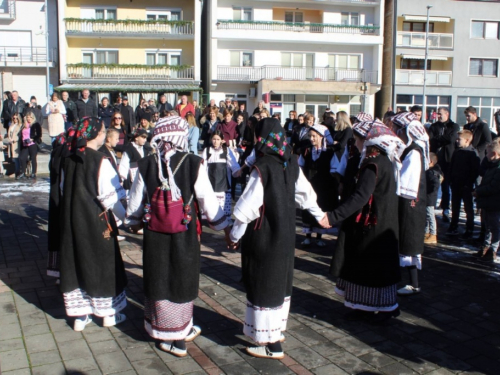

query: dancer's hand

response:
[319,214,331,229]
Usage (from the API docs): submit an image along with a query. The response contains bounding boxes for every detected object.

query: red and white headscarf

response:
[391,112,430,170]
[355,112,374,123]
[150,116,189,201]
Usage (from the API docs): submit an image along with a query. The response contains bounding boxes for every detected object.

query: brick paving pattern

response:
[0,177,499,375]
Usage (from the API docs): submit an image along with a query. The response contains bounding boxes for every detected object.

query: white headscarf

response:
[391,112,430,170]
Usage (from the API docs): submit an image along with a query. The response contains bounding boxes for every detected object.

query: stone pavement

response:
[0,178,499,375]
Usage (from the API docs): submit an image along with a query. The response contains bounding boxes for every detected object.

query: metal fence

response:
[397,32,454,49]
[395,69,453,86]
[0,47,53,65]
[66,65,195,80]
[65,19,194,36]
[217,66,378,83]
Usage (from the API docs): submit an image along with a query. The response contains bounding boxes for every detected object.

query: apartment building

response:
[0,0,58,104]
[203,0,385,120]
[381,0,500,127]
[56,0,201,107]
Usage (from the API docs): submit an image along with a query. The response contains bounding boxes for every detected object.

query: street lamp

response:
[422,5,432,124]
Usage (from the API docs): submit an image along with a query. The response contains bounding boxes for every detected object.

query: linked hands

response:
[224,226,240,250]
[318,214,331,229]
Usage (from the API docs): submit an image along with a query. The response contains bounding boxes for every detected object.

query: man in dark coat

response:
[464,106,492,161]
[24,96,43,125]
[2,90,26,129]
[428,107,459,221]
[118,96,136,134]
[75,89,98,121]
[157,94,173,114]
[61,91,78,130]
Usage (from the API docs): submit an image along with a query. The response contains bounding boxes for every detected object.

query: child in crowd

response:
[474,139,500,262]
[217,109,239,148]
[202,131,240,222]
[447,130,480,237]
[424,153,443,244]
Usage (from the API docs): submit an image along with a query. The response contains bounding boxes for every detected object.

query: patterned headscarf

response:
[309,124,329,150]
[391,112,430,170]
[64,117,102,161]
[353,119,383,139]
[254,118,292,167]
[356,112,374,123]
[150,115,189,201]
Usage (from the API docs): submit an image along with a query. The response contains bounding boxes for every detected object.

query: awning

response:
[55,83,202,93]
[272,90,331,95]
[403,15,451,23]
[402,54,448,61]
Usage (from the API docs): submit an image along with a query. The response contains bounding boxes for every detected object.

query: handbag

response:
[145,153,194,234]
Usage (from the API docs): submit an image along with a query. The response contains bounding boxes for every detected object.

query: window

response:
[341,12,360,26]
[146,9,182,21]
[285,11,303,23]
[94,50,118,64]
[328,54,361,69]
[402,22,434,32]
[469,58,498,76]
[401,59,431,70]
[396,95,451,120]
[471,21,499,39]
[457,96,499,130]
[95,8,116,20]
[233,7,252,21]
[281,53,304,67]
[146,51,181,65]
[230,51,253,67]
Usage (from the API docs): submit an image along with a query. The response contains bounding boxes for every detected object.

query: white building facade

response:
[207,0,385,120]
[0,0,58,105]
[392,0,500,128]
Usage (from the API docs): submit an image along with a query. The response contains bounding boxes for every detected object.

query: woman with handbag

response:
[17,111,42,180]
[126,115,231,357]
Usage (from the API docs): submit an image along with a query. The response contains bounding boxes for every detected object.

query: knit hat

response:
[150,116,189,201]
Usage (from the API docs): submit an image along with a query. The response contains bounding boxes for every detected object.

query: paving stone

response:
[0,348,30,372]
[333,336,376,356]
[25,332,57,353]
[201,345,245,366]
[58,338,92,360]
[309,341,343,357]
[21,323,51,336]
[402,357,440,374]
[131,357,173,374]
[421,350,472,372]
[29,350,62,366]
[380,362,419,375]
[53,328,83,343]
[245,356,294,375]
[358,351,396,369]
[2,369,31,375]
[0,338,25,352]
[287,346,329,369]
[124,346,159,362]
[31,362,66,375]
[64,357,100,373]
[166,358,204,375]
[88,339,122,355]
[287,324,329,346]
[0,322,23,340]
[94,351,134,374]
[220,361,259,375]
[327,351,377,374]
[311,363,349,375]
[83,329,114,343]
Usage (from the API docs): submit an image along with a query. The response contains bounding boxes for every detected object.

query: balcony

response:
[217,66,378,84]
[395,69,452,86]
[0,0,15,20]
[64,18,194,39]
[0,47,56,67]
[397,32,453,49]
[65,64,194,81]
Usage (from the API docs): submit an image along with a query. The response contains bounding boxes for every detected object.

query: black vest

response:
[205,148,229,192]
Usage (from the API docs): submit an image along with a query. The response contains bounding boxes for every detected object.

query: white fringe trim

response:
[399,255,422,270]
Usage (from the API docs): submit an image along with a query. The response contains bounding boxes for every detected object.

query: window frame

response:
[470,20,500,39]
[284,10,304,23]
[341,12,361,26]
[328,54,363,70]
[402,21,435,32]
[468,57,499,77]
[145,49,182,66]
[82,49,119,65]
[145,8,183,21]
[233,7,253,21]
[229,51,254,67]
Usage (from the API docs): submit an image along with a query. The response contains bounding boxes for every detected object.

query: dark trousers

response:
[451,186,474,231]
[19,144,38,175]
[440,174,451,210]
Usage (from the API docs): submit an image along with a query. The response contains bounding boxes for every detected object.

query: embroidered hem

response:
[243,297,291,344]
[335,278,398,312]
[399,255,422,270]
[63,288,127,317]
[144,298,194,341]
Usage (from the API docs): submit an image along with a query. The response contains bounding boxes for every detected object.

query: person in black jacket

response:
[463,106,492,161]
[494,109,500,137]
[428,107,459,222]
[17,111,42,180]
[292,114,312,155]
[232,103,248,126]
[98,97,115,128]
[156,95,173,113]
[61,91,78,130]
[2,91,26,130]
[447,130,481,238]
[118,96,136,134]
[424,153,443,244]
[75,89,98,121]
[24,96,43,126]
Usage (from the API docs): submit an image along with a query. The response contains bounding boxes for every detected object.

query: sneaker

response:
[301,238,311,246]
[103,313,126,327]
[159,342,188,357]
[446,227,459,236]
[185,325,201,342]
[116,235,126,242]
[74,316,92,331]
[424,234,437,244]
[246,346,284,360]
[461,231,474,240]
[316,240,326,247]
[397,285,421,296]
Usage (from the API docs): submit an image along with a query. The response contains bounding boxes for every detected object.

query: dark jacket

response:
[21,123,42,147]
[119,104,136,133]
[426,164,443,206]
[157,101,173,114]
[2,98,26,124]
[449,145,480,189]
[428,119,459,166]
[62,100,78,123]
[233,109,248,125]
[75,98,98,120]
[98,105,115,128]
[464,118,492,161]
[476,159,500,210]
[23,104,43,125]
[494,110,500,136]
[292,125,311,155]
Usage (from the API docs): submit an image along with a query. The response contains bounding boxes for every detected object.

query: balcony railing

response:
[395,69,452,86]
[64,18,194,36]
[0,46,54,65]
[397,32,453,49]
[0,0,15,19]
[66,64,194,80]
[216,20,379,35]
[217,66,378,84]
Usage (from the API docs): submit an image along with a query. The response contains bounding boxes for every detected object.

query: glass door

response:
[82,53,93,78]
[305,104,328,120]
[305,53,314,80]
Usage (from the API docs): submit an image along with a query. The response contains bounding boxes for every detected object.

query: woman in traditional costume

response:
[390,112,430,296]
[324,121,405,324]
[59,117,128,332]
[126,115,231,357]
[229,118,326,359]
